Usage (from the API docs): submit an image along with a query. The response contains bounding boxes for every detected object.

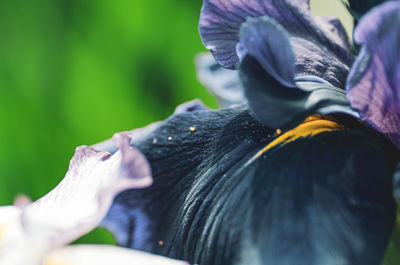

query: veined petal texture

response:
[346,1,400,149]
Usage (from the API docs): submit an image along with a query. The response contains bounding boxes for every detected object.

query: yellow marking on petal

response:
[42,257,73,265]
[255,115,345,158]
[189,126,196,132]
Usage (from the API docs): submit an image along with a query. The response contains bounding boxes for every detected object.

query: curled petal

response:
[199,0,353,87]
[20,132,152,249]
[195,53,245,108]
[43,245,188,265]
[239,16,296,88]
[346,1,400,149]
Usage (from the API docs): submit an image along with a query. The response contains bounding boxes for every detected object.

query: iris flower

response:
[96,0,400,265]
[1,0,400,265]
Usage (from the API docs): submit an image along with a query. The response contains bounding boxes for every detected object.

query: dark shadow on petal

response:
[239,16,296,88]
[240,56,357,129]
[341,0,388,24]
[101,106,273,251]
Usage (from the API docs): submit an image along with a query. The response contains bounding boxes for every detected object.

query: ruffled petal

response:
[199,0,353,87]
[22,132,152,247]
[346,1,400,149]
[43,245,188,265]
[195,53,245,108]
[0,132,153,264]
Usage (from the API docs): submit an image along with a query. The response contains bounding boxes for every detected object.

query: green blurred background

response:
[0,0,398,263]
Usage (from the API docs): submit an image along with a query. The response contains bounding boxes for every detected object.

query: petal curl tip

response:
[346,1,400,149]
[113,131,153,189]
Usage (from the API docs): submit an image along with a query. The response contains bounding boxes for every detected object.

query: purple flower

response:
[4,1,399,265]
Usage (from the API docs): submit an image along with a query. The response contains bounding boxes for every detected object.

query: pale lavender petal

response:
[346,1,400,149]
[195,53,245,108]
[0,206,46,265]
[43,245,188,265]
[199,0,353,87]
[21,132,152,248]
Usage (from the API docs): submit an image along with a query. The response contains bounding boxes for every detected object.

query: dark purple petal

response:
[199,0,354,87]
[103,107,396,265]
[239,16,296,88]
[195,53,245,108]
[240,55,358,129]
[346,1,400,149]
